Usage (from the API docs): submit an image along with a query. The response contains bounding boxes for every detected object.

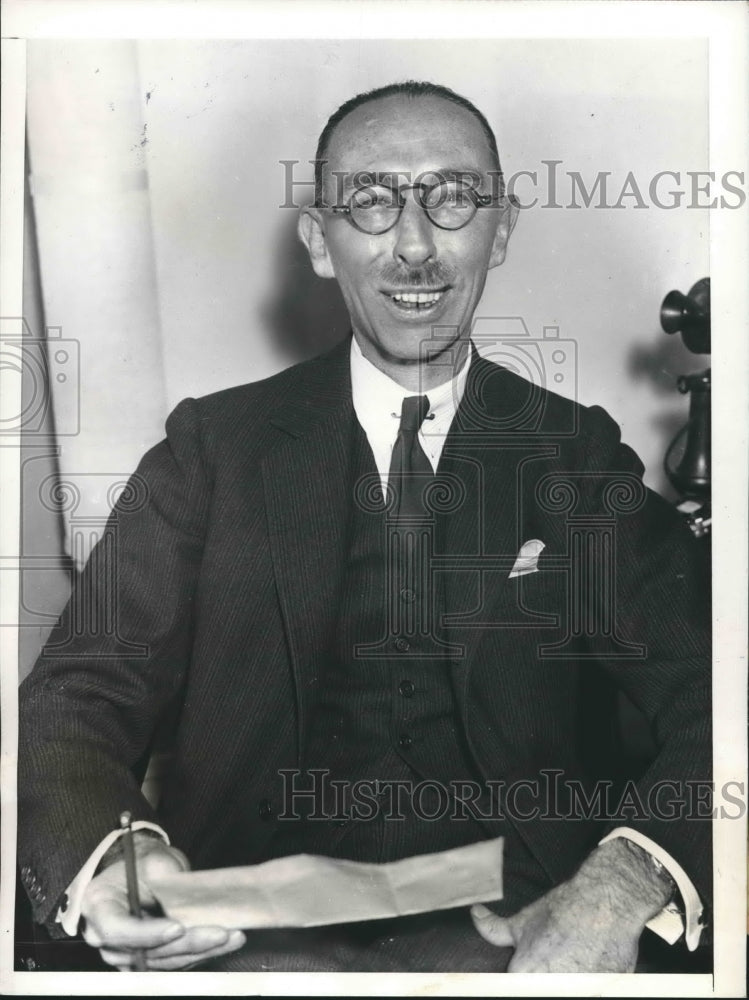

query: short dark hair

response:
[313,80,502,206]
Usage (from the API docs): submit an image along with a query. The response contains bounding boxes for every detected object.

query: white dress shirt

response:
[349,333,471,492]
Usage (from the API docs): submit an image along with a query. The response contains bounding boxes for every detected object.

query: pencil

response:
[119,810,147,972]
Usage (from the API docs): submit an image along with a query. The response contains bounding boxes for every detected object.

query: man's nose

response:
[392,196,436,268]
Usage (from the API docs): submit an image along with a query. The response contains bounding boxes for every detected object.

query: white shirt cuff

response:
[56,821,169,936]
[599,826,704,950]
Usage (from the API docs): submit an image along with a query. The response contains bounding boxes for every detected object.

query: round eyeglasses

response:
[326,178,501,235]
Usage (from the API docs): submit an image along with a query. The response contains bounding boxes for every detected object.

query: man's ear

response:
[298,207,336,279]
[488,198,520,269]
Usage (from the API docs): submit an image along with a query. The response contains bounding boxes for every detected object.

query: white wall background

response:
[27,38,710,516]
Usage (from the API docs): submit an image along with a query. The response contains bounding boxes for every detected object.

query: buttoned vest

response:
[264,417,548,910]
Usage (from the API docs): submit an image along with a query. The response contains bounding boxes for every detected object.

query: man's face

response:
[299,94,516,376]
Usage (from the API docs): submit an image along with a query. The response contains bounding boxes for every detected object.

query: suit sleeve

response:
[576,403,711,919]
[17,397,211,928]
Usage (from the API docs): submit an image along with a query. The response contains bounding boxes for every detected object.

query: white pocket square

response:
[509,539,546,578]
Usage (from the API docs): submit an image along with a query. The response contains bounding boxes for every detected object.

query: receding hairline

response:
[329,95,494,158]
[313,82,502,206]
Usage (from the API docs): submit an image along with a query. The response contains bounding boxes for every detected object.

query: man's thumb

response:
[470,904,515,947]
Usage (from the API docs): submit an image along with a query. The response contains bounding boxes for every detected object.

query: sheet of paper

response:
[149,836,504,930]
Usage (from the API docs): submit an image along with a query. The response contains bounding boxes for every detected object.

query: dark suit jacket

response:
[18,335,711,930]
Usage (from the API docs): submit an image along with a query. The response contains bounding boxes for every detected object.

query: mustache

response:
[378,262,457,289]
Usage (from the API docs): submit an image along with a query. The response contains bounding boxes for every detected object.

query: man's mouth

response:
[384,288,448,311]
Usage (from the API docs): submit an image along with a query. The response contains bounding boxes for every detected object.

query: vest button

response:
[398,679,415,698]
[258,798,274,821]
[400,588,416,603]
[398,734,413,748]
[394,637,410,653]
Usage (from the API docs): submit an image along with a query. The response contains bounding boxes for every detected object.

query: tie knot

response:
[399,395,430,433]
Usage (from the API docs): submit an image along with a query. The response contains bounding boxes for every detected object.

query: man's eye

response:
[353,187,397,210]
[427,184,472,209]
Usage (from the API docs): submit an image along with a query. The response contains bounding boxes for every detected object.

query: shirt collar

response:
[350,334,471,432]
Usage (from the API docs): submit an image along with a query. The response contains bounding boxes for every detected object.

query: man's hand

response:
[80,834,246,971]
[470,838,675,972]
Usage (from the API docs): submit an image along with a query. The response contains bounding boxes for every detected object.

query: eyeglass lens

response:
[349,179,481,234]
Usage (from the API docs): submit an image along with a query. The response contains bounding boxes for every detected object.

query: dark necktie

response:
[388,395,433,519]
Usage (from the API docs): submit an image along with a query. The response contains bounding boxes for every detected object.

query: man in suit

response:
[18,81,710,973]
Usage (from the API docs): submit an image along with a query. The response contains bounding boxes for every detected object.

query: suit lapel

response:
[438,350,558,680]
[262,341,559,758]
[261,338,354,759]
